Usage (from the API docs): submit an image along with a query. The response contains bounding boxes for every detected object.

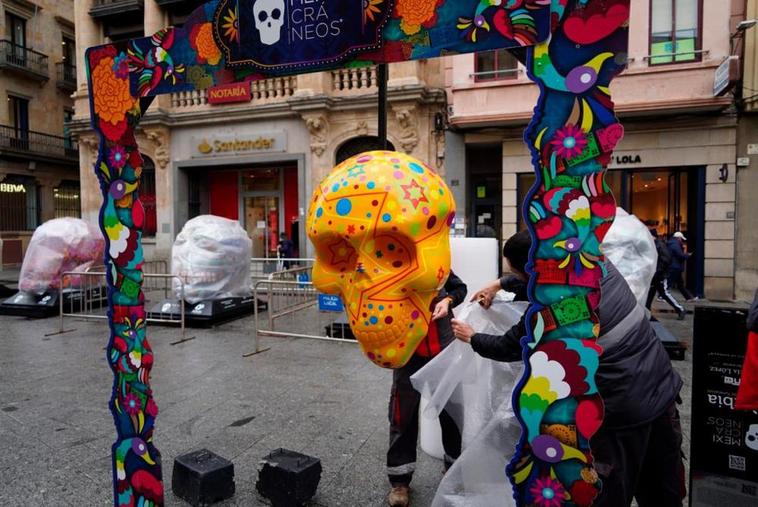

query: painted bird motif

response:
[128,28,185,97]
[115,438,163,507]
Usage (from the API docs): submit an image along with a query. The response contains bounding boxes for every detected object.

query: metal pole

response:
[58,280,64,332]
[179,280,185,341]
[377,63,388,149]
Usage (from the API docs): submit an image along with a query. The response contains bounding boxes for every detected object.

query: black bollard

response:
[172,449,235,506]
[256,448,322,507]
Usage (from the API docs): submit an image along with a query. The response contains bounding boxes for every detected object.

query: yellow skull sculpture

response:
[307,151,455,368]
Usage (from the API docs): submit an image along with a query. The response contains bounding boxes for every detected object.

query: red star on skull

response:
[401,179,429,209]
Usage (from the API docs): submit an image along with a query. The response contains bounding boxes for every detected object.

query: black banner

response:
[690,305,758,506]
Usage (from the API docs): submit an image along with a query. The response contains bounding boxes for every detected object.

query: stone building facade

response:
[735,0,758,301]
[0,0,78,266]
[70,0,446,261]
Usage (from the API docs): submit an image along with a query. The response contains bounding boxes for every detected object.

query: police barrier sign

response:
[318,294,343,313]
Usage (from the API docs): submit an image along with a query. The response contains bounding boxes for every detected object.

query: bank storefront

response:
[169,119,312,260]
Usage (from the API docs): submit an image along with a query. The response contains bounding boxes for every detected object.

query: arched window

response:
[141,156,157,237]
[335,136,395,165]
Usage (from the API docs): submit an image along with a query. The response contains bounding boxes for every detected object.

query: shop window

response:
[53,181,81,219]
[0,175,38,231]
[141,156,157,237]
[649,0,702,65]
[336,137,395,165]
[474,49,519,81]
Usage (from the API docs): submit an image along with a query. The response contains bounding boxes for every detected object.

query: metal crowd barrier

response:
[54,265,191,343]
[246,278,355,357]
[250,257,315,284]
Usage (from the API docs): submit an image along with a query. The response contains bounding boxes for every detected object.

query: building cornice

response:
[450,97,734,129]
[69,85,446,134]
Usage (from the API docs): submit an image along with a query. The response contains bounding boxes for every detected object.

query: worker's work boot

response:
[387,485,410,507]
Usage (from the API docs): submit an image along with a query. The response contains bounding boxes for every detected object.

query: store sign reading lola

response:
[612,154,642,165]
[0,183,25,193]
[213,0,391,71]
[193,131,287,157]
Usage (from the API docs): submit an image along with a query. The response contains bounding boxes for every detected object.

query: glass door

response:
[244,195,280,258]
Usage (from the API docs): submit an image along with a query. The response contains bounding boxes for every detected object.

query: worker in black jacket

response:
[387,271,467,507]
[451,230,685,507]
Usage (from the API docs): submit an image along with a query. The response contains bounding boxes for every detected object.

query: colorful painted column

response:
[87,45,164,506]
[508,1,631,505]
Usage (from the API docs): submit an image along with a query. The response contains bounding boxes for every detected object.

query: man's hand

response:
[470,279,502,309]
[431,297,451,321]
[451,319,475,343]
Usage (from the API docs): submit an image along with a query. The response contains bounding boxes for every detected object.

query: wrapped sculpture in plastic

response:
[18,218,105,294]
[172,215,252,304]
[307,151,456,369]
[411,295,528,507]
[601,208,657,306]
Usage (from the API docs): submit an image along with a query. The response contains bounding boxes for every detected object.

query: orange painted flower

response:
[92,56,136,140]
[192,23,222,66]
[396,0,441,35]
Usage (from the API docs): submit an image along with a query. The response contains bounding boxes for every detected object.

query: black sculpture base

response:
[651,320,687,361]
[257,449,322,507]
[324,314,355,340]
[172,449,235,506]
[0,287,107,318]
[147,296,263,328]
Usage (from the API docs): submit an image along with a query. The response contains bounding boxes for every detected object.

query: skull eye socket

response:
[258,11,268,22]
[271,8,282,20]
[750,435,757,442]
[372,235,413,272]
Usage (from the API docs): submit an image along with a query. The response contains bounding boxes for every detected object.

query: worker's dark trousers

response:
[387,354,461,487]
[592,402,686,507]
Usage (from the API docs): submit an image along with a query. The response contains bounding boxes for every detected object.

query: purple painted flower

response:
[109,146,127,169]
[113,53,129,79]
[123,392,141,416]
[550,124,588,160]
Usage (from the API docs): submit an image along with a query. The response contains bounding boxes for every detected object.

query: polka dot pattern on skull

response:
[306,151,456,368]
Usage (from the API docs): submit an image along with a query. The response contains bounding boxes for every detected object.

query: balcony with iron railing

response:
[56,62,77,93]
[89,0,144,20]
[0,41,49,82]
[0,125,79,165]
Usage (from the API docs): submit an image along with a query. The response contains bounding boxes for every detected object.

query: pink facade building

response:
[444,0,748,300]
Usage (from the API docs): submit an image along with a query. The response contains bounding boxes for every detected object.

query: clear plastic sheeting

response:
[602,208,657,306]
[18,218,105,294]
[411,296,527,507]
[172,215,252,304]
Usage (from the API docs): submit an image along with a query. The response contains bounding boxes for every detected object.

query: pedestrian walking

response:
[277,233,295,269]
[646,229,686,320]
[667,231,696,301]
